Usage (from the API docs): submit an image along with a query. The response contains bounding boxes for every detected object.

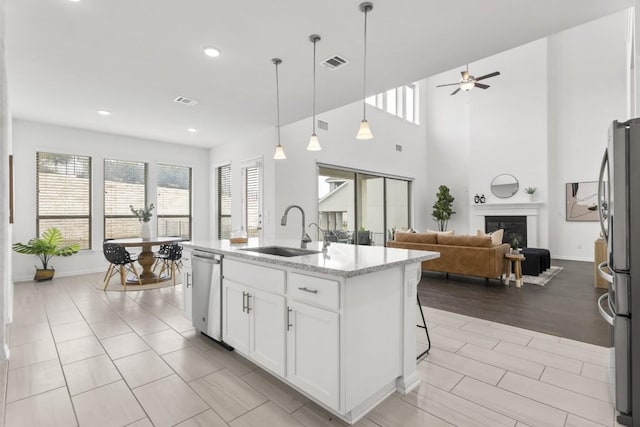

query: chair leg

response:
[129,262,142,287]
[171,262,176,286]
[119,267,126,289]
[158,261,167,279]
[103,264,115,291]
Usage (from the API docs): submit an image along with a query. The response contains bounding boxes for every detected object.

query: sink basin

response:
[238,246,321,257]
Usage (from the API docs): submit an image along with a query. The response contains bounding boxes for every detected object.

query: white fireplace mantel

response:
[470,202,544,247]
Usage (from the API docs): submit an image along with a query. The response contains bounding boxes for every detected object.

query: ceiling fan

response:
[436,65,501,95]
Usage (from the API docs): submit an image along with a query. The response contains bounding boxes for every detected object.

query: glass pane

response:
[405,85,415,123]
[104,159,147,239]
[386,89,396,115]
[38,218,90,250]
[105,217,141,240]
[218,165,231,239]
[357,174,385,246]
[37,152,91,248]
[158,217,190,238]
[245,166,260,238]
[386,179,410,240]
[318,166,355,244]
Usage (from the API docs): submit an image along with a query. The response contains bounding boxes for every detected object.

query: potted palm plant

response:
[12,227,80,281]
[432,185,456,231]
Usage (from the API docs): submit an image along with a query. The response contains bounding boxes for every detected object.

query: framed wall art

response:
[566,181,599,221]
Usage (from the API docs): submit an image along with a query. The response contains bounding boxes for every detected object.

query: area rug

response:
[98,278,182,292]
[509,266,563,286]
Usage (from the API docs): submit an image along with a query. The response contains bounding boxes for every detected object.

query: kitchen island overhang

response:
[182,239,439,425]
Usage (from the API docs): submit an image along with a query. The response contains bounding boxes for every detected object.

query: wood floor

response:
[418,259,611,346]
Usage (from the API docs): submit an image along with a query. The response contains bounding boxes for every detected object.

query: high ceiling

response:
[6,0,631,147]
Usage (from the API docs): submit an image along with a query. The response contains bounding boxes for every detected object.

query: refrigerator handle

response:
[597,149,609,240]
[597,293,614,326]
[597,261,613,284]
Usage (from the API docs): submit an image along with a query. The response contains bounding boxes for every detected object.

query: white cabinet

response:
[182,249,192,321]
[286,300,340,410]
[222,277,286,376]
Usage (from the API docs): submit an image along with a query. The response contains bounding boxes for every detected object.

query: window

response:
[217,164,232,239]
[157,164,192,239]
[364,82,420,125]
[318,164,412,247]
[104,159,147,239]
[36,152,91,249]
[242,160,262,238]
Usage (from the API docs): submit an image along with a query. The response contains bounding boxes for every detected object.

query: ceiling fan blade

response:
[450,88,461,96]
[475,71,500,81]
[474,82,490,89]
[436,83,460,87]
[461,71,469,80]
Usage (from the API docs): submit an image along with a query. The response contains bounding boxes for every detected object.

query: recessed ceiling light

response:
[187,128,197,133]
[203,47,221,58]
[97,110,110,116]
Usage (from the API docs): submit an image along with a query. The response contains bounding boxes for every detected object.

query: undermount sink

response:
[238,246,321,257]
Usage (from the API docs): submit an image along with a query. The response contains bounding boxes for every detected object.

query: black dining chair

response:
[155,244,183,285]
[103,242,142,291]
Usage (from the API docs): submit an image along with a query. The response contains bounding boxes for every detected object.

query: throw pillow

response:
[477,229,504,246]
[427,229,454,235]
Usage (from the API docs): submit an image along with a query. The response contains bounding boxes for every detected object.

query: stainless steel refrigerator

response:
[597,118,640,427]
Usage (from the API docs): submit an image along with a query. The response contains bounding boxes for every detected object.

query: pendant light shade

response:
[356,2,374,140]
[307,34,322,151]
[272,58,286,160]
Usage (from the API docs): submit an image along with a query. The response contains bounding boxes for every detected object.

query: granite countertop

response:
[183,238,439,278]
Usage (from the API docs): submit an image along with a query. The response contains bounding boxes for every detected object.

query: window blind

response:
[157,164,192,239]
[244,166,260,238]
[104,159,147,239]
[217,164,231,239]
[37,152,92,249]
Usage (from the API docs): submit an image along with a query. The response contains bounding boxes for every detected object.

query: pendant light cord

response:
[313,38,317,134]
[362,6,368,120]
[275,61,281,145]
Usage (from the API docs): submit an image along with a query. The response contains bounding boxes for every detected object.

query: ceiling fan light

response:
[307,133,322,151]
[356,120,373,140]
[460,81,475,91]
[273,144,287,160]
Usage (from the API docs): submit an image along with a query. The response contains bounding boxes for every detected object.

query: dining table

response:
[109,236,184,284]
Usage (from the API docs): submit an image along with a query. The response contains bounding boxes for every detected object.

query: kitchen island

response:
[182,238,439,425]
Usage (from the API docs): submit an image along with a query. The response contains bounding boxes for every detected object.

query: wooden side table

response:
[504,253,526,288]
[594,238,608,289]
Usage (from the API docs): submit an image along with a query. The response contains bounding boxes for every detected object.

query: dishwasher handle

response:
[193,252,221,263]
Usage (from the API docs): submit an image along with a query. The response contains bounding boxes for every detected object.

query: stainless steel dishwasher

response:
[191,250,233,350]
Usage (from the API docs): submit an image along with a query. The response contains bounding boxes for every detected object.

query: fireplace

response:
[485,216,527,248]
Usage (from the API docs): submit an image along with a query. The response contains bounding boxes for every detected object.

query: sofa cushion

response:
[437,234,493,247]
[395,232,437,244]
[477,229,504,246]
[427,229,455,235]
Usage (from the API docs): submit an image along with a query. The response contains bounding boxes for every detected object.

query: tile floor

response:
[2,273,621,427]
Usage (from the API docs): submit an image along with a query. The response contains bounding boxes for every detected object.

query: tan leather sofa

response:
[387,232,510,280]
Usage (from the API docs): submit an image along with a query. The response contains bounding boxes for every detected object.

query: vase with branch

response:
[524,186,536,201]
[431,185,456,231]
[130,203,155,238]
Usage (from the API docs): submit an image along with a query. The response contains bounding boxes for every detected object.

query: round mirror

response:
[491,174,519,198]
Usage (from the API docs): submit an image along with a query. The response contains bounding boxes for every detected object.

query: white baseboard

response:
[14,267,106,283]
[552,255,593,263]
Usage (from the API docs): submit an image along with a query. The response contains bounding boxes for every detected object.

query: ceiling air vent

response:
[321,55,349,70]
[318,120,329,131]
[173,96,198,106]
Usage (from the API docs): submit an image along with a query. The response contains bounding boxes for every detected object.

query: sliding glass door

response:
[317,164,411,246]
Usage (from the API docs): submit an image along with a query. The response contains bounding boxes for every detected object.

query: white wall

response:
[0,0,10,359]
[274,82,429,241]
[547,11,628,261]
[11,120,210,281]
[425,11,627,260]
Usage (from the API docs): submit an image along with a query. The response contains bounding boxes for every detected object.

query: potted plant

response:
[432,185,456,231]
[524,186,536,201]
[130,203,155,239]
[12,228,80,281]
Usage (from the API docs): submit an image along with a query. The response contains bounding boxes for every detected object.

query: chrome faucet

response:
[281,205,312,248]
[309,223,330,252]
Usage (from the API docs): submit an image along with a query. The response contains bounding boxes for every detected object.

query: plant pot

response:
[34,268,55,282]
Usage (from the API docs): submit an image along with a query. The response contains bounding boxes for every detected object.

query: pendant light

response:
[356,2,374,140]
[307,34,322,151]
[272,58,286,160]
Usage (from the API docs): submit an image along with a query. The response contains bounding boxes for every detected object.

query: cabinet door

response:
[222,279,250,356]
[249,290,286,376]
[287,301,339,410]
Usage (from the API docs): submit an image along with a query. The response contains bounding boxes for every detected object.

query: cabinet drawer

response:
[224,258,285,295]
[289,273,339,310]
